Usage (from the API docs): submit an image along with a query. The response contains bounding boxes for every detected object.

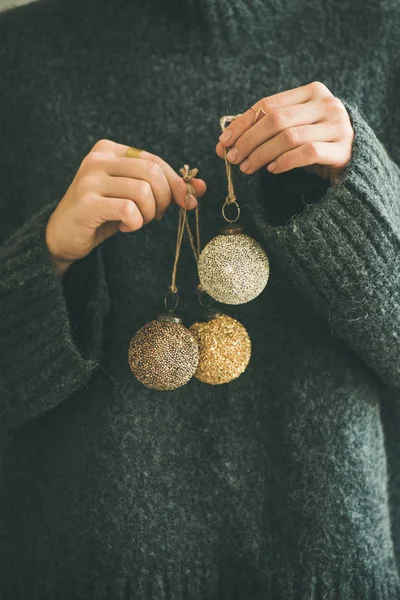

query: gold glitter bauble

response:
[128,316,199,391]
[197,229,270,305]
[189,313,251,385]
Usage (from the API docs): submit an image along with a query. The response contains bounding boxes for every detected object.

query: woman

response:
[0,0,399,597]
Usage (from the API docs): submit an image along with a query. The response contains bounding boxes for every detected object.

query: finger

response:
[103,170,170,219]
[78,194,144,231]
[89,139,124,156]
[238,121,341,174]
[101,157,171,216]
[107,157,207,211]
[89,141,208,209]
[141,151,208,209]
[218,81,331,148]
[224,101,327,166]
[106,178,157,224]
[109,148,207,209]
[157,178,207,216]
[190,178,207,200]
[133,151,206,208]
[266,141,344,175]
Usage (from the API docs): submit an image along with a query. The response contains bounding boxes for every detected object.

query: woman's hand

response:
[46,139,207,276]
[216,81,354,186]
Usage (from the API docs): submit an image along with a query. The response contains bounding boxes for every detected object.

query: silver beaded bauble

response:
[128,313,199,391]
[197,225,270,305]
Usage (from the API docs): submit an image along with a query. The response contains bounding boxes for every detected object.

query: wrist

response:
[45,221,74,277]
[49,255,74,277]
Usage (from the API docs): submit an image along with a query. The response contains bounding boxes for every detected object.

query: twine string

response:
[219,108,262,210]
[169,165,200,295]
[179,164,202,265]
[179,164,207,298]
[220,115,239,205]
[169,108,263,301]
[169,206,186,295]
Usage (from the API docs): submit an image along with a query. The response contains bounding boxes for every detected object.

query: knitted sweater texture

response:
[0,0,400,598]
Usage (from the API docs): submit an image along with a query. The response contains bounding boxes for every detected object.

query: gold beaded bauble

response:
[197,225,270,305]
[128,314,199,391]
[189,311,251,385]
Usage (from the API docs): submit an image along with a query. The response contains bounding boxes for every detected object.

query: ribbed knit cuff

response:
[0,200,110,430]
[251,99,400,390]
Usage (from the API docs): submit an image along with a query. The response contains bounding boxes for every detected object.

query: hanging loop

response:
[222,199,241,224]
[220,115,242,132]
[196,285,212,308]
[220,113,244,211]
[164,288,179,313]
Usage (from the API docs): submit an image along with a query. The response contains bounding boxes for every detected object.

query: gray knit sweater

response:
[0,0,399,598]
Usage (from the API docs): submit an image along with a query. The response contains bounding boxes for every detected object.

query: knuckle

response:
[260,96,274,111]
[239,130,252,151]
[79,191,98,210]
[323,95,341,108]
[250,147,262,167]
[309,80,327,95]
[121,202,143,230]
[323,96,344,114]
[142,160,163,180]
[284,126,300,147]
[76,173,98,196]
[305,142,319,160]
[91,138,113,153]
[269,109,286,129]
[148,154,167,172]
[136,179,153,199]
[81,152,106,172]
[120,200,135,221]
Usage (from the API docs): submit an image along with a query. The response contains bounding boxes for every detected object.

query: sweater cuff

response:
[0,200,111,429]
[251,99,400,388]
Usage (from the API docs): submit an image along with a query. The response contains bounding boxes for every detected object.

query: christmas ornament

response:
[189,310,251,385]
[197,115,270,305]
[128,314,199,391]
[128,166,200,391]
[180,174,252,385]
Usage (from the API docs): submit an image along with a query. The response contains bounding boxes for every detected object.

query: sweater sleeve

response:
[0,200,111,432]
[251,98,400,391]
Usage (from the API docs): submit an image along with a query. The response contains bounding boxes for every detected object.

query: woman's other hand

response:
[216,81,354,186]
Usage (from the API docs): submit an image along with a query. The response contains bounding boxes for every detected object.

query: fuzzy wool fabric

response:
[0,0,400,598]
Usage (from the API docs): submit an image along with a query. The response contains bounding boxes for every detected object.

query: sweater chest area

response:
[0,247,390,588]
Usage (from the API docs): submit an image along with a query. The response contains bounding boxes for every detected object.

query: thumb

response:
[190,178,207,201]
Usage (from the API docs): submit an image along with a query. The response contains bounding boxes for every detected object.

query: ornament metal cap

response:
[202,308,223,321]
[219,223,246,236]
[157,312,183,325]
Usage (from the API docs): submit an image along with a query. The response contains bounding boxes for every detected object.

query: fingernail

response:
[240,159,250,173]
[219,130,232,144]
[226,147,238,162]
[267,161,277,172]
[188,195,198,209]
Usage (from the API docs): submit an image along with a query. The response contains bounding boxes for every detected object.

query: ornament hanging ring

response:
[196,285,212,308]
[222,199,241,224]
[164,289,179,313]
